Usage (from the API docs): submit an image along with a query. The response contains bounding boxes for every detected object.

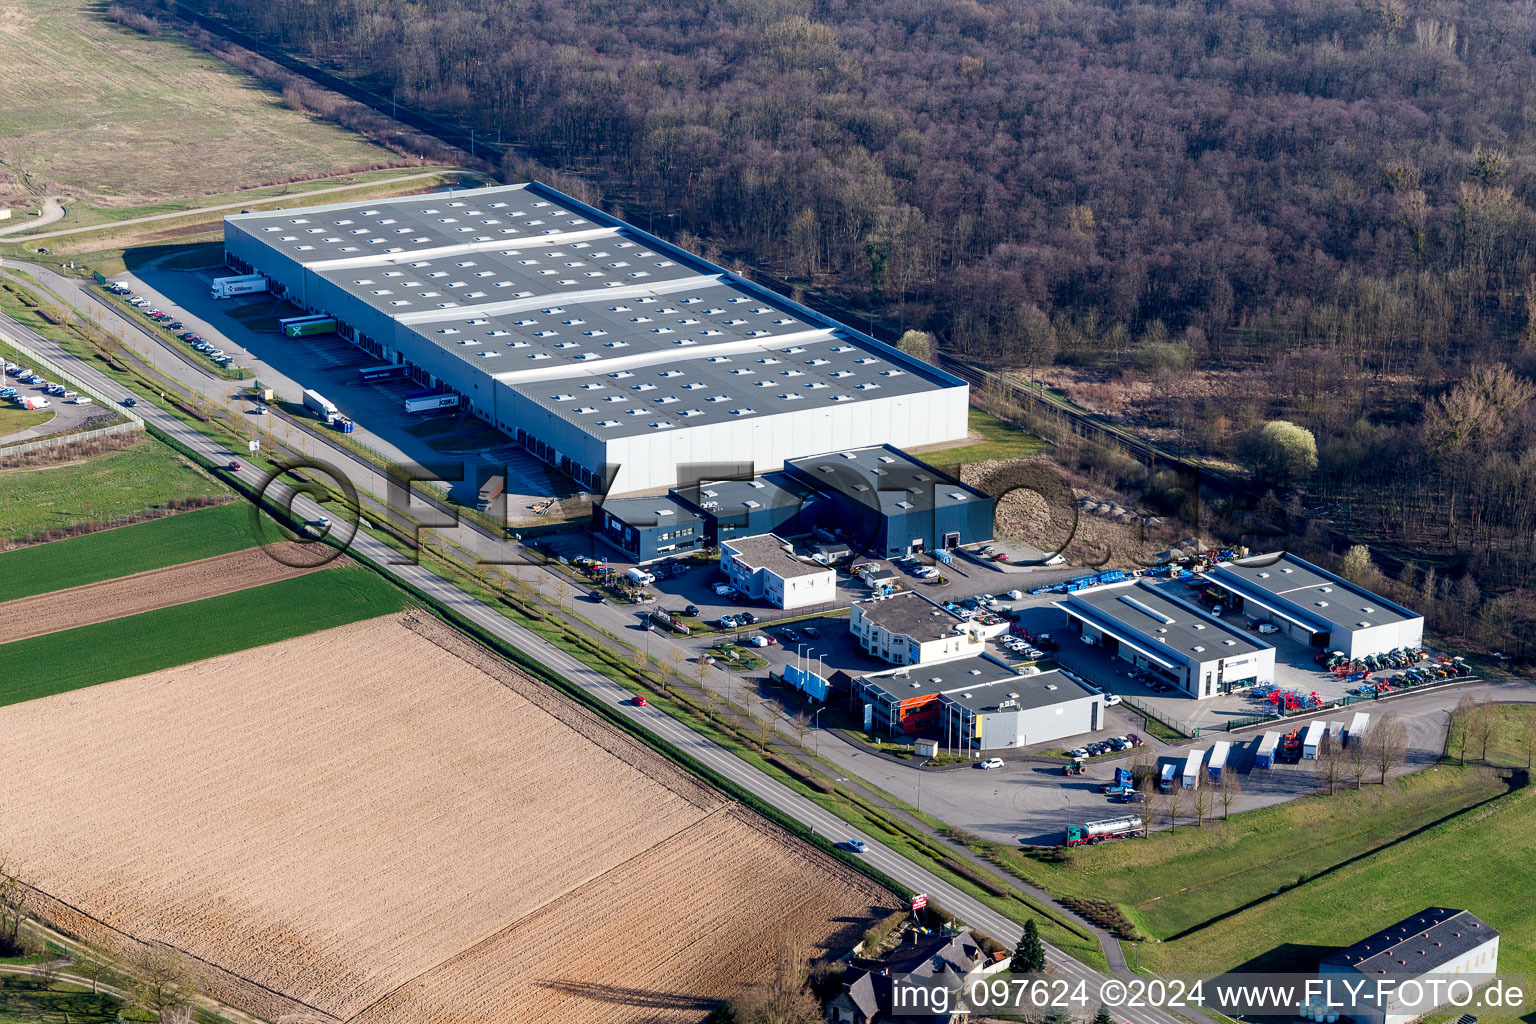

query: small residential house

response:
[827,928,994,1024]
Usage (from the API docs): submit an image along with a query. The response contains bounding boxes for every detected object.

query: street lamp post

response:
[811,706,825,755]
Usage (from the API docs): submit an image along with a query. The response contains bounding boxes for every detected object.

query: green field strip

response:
[0,502,267,602]
[0,563,410,706]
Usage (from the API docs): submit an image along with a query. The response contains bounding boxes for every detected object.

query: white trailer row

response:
[1182,748,1204,789]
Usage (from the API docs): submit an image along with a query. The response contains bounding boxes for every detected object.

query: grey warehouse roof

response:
[723,534,827,579]
[856,591,969,643]
[599,494,701,528]
[787,445,990,515]
[1322,908,1496,975]
[227,183,962,442]
[941,668,1098,715]
[672,471,814,517]
[1058,580,1271,668]
[861,654,1020,701]
[1203,552,1420,634]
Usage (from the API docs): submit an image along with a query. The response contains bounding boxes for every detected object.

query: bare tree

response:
[1164,784,1183,830]
[1318,735,1346,795]
[1522,718,1536,770]
[1469,703,1499,762]
[129,946,201,1022]
[0,852,24,955]
[753,713,776,752]
[1348,732,1371,788]
[555,577,572,609]
[790,710,813,750]
[1451,695,1477,763]
[81,952,116,995]
[735,927,822,1024]
[1219,771,1242,819]
[32,953,63,990]
[1192,783,1211,827]
[1370,713,1408,784]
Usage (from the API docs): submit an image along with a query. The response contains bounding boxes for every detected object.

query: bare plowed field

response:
[0,544,329,641]
[0,613,891,1023]
[350,804,888,1024]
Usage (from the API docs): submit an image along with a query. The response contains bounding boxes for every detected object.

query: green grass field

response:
[0,435,229,539]
[1010,767,1508,941]
[0,977,140,1024]
[920,409,1052,467]
[0,563,410,706]
[0,0,392,209]
[0,502,267,601]
[0,404,54,439]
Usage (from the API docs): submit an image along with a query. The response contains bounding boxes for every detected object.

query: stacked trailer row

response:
[1254,731,1280,769]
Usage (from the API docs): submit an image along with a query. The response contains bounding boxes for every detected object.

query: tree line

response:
[141,0,1536,609]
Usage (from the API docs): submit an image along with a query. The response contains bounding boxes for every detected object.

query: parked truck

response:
[1159,763,1177,793]
[1254,731,1280,769]
[1100,767,1133,793]
[404,393,460,414]
[284,317,337,338]
[1182,748,1204,789]
[210,274,267,299]
[1206,740,1231,783]
[1346,711,1371,747]
[301,389,338,424]
[477,474,506,512]
[627,567,657,587]
[1064,815,1144,847]
[1301,720,1327,759]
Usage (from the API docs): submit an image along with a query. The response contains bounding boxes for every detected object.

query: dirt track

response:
[0,544,334,641]
[0,614,892,1024]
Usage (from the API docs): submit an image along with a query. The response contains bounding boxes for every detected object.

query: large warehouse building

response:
[1200,552,1424,660]
[224,182,970,494]
[1057,580,1275,699]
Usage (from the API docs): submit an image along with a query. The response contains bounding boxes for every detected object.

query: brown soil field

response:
[0,544,332,641]
[0,613,891,1024]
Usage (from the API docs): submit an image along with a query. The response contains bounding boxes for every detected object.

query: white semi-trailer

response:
[210,274,268,299]
[302,389,338,423]
[404,393,460,414]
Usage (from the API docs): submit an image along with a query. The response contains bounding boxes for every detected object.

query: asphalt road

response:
[0,277,1199,1024]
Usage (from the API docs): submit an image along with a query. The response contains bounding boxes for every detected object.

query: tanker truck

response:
[1064,815,1145,847]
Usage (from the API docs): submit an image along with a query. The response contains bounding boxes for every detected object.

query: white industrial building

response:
[1201,552,1424,661]
[223,182,970,495]
[856,654,1104,750]
[1057,580,1276,699]
[849,591,1008,667]
[938,666,1105,753]
[1319,908,1499,1024]
[719,533,836,610]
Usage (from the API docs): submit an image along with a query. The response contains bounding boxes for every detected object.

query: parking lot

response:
[0,365,108,443]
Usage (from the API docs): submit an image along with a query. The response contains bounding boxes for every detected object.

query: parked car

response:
[803,626,819,638]
[1103,693,1123,706]
[712,583,735,597]
[166,320,183,330]
[1257,623,1279,634]
[977,757,1005,770]
[749,635,771,648]
[779,628,799,643]
[738,611,757,624]
[683,604,700,617]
